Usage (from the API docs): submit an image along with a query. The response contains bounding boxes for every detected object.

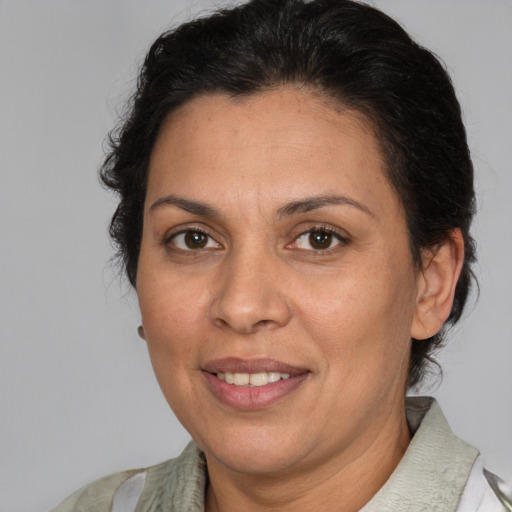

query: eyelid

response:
[287,224,351,251]
[294,223,350,240]
[161,223,350,252]
[163,225,222,251]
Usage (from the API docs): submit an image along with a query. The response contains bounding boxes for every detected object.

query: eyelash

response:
[164,227,220,252]
[290,225,350,252]
[164,225,350,253]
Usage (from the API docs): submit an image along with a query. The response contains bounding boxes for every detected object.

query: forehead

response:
[146,88,400,219]
[153,88,379,158]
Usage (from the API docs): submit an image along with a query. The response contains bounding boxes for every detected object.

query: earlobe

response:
[411,229,465,340]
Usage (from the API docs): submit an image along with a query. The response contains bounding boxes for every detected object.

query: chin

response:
[196,425,311,475]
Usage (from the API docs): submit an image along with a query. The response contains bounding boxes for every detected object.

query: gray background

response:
[0,1,510,510]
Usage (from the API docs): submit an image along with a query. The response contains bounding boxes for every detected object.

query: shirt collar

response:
[360,396,479,512]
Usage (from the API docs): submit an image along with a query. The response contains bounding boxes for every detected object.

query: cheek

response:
[137,271,209,366]
[296,254,417,374]
[303,264,414,332]
[137,278,208,425]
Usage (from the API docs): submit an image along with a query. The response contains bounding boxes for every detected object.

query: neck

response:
[205,399,411,512]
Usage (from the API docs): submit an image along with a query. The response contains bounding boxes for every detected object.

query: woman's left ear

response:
[411,228,465,340]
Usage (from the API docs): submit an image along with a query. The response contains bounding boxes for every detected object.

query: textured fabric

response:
[136,442,207,512]
[50,469,145,512]
[50,397,506,512]
[111,473,147,512]
[457,457,507,512]
[360,397,478,511]
[50,443,206,512]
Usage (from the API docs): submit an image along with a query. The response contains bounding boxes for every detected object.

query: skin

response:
[136,88,463,512]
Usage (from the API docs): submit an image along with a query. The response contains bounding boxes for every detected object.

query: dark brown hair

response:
[101,0,476,388]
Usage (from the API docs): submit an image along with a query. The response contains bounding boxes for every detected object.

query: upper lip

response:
[202,357,308,375]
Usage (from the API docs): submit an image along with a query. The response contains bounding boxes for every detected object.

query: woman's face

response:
[137,88,423,476]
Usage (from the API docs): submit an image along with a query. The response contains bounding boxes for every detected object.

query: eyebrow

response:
[149,195,220,217]
[277,195,374,218]
[149,193,373,218]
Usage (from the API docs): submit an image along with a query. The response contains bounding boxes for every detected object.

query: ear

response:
[411,229,465,340]
[137,325,146,341]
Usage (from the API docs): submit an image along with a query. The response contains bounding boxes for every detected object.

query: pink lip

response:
[202,358,310,410]
[202,357,307,375]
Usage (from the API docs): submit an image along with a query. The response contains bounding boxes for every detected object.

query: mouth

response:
[202,358,310,410]
[216,371,291,387]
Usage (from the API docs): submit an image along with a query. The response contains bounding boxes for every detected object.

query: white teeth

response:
[267,372,281,383]
[233,373,250,386]
[249,372,268,386]
[216,371,293,386]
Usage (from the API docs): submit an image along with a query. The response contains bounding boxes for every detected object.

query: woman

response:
[51,0,510,510]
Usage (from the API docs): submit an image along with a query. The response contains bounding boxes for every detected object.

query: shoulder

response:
[50,442,205,512]
[457,456,512,512]
[483,469,512,510]
[406,397,511,512]
[49,467,145,512]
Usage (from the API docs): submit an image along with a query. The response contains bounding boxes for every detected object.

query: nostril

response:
[211,314,276,334]
[208,286,292,334]
[215,318,229,328]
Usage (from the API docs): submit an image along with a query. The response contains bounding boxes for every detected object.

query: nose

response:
[209,249,292,334]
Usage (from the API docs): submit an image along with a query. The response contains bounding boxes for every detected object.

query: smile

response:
[202,358,309,410]
[216,371,291,387]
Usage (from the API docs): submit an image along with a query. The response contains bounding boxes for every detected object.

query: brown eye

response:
[308,230,333,250]
[184,231,208,248]
[170,230,220,251]
[293,228,346,251]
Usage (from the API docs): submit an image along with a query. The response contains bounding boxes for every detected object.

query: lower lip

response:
[203,372,309,410]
